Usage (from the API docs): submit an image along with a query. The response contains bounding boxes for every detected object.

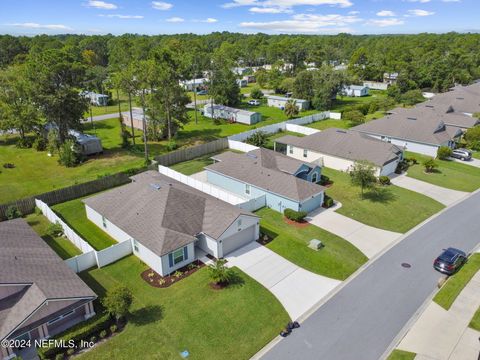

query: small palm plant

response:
[208,259,233,287]
[284,99,299,119]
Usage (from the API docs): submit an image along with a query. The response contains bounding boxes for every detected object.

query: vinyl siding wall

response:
[365,134,444,157]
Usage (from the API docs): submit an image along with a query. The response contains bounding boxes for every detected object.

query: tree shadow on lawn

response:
[129,305,164,326]
[362,187,396,204]
[227,270,246,289]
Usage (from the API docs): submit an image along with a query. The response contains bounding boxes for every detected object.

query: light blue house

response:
[205,148,325,213]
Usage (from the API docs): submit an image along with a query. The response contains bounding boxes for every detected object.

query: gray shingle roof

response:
[275,128,402,167]
[352,107,464,145]
[83,171,256,257]
[206,148,325,202]
[0,218,96,340]
[421,83,480,115]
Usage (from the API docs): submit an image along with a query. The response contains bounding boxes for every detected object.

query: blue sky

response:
[0,0,478,36]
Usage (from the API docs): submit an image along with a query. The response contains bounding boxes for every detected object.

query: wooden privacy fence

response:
[154,138,228,166]
[0,172,131,221]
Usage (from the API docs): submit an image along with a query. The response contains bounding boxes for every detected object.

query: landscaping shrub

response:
[437,146,452,160]
[213,118,222,125]
[16,136,33,148]
[6,206,22,220]
[284,208,308,222]
[343,110,366,126]
[3,162,15,168]
[166,139,178,151]
[423,158,438,173]
[110,324,118,334]
[47,222,64,237]
[38,314,115,360]
[99,330,107,339]
[33,136,47,151]
[250,86,264,99]
[123,166,147,177]
[66,348,75,356]
[323,194,334,208]
[35,206,42,215]
[54,354,64,360]
[90,336,97,344]
[378,176,391,185]
[47,129,60,155]
[58,140,81,167]
[319,174,330,185]
[395,160,409,174]
[245,130,268,147]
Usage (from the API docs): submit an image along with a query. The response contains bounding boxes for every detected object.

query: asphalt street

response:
[262,190,480,360]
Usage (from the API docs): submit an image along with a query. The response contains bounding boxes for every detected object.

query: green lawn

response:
[25,212,81,259]
[52,197,117,250]
[469,305,480,331]
[307,118,352,131]
[257,208,368,280]
[472,151,480,160]
[386,349,417,360]
[405,152,480,192]
[330,90,389,112]
[433,253,480,310]
[323,168,444,233]
[76,256,289,360]
[170,152,219,175]
[265,130,304,150]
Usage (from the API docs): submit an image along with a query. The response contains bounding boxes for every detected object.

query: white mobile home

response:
[342,85,369,97]
[203,104,261,125]
[266,95,310,111]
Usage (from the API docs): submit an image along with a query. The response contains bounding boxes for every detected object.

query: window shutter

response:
[183,246,188,260]
[168,253,173,267]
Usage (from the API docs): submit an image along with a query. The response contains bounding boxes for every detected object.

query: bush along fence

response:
[0,172,133,221]
[35,199,133,273]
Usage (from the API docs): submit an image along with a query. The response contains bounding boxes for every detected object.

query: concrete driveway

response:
[391,174,468,206]
[225,241,340,321]
[450,156,480,168]
[307,204,402,259]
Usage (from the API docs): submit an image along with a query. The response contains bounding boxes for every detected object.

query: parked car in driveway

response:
[248,99,261,106]
[433,247,467,275]
[451,148,472,161]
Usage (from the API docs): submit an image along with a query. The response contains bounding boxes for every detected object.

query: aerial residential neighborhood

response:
[1,1,480,360]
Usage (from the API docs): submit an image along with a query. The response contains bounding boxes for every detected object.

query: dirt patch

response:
[140,260,204,288]
[209,281,229,290]
[283,217,310,228]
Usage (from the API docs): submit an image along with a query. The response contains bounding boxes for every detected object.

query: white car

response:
[248,99,260,106]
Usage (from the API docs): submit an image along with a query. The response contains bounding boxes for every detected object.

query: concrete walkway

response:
[450,157,480,168]
[397,271,480,360]
[306,204,401,259]
[391,174,468,206]
[225,241,341,321]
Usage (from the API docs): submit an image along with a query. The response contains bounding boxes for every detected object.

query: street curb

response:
[251,187,480,360]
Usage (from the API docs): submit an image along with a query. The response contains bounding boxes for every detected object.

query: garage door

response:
[222,225,256,256]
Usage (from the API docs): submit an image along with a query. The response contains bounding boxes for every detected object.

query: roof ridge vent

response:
[336,130,347,133]
[407,117,417,120]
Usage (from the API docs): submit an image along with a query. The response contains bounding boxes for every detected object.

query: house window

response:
[238,219,242,227]
[173,248,184,265]
[102,216,107,228]
[133,240,139,252]
[312,173,318,183]
[303,149,308,158]
[289,145,293,154]
[245,184,251,195]
[47,310,75,325]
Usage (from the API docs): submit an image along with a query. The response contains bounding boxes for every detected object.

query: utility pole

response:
[90,105,96,136]
[141,89,149,164]
[210,62,215,120]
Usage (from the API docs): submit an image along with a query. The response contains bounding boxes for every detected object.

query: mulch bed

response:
[283,217,310,228]
[257,234,273,246]
[209,281,229,290]
[140,260,205,288]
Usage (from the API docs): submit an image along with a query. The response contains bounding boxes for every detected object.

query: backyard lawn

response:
[322,168,444,233]
[75,256,289,360]
[307,118,351,130]
[386,349,417,360]
[330,90,389,112]
[170,152,220,175]
[25,212,81,259]
[52,196,117,250]
[257,208,368,280]
[433,253,480,310]
[405,152,480,192]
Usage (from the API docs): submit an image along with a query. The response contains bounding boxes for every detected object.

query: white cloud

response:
[202,18,218,23]
[366,18,404,27]
[166,17,184,22]
[407,9,435,16]
[98,14,144,19]
[152,1,173,10]
[84,0,117,10]
[223,0,353,13]
[249,6,293,13]
[8,22,73,30]
[376,10,395,17]
[240,13,360,33]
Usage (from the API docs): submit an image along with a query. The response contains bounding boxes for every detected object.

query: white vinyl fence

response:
[285,123,320,135]
[36,199,133,273]
[158,166,265,211]
[228,140,259,153]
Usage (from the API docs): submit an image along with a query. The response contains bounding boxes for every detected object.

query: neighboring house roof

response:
[266,95,308,103]
[352,107,464,146]
[204,104,258,117]
[423,85,480,115]
[276,128,402,167]
[206,148,325,202]
[83,171,256,257]
[0,219,96,341]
